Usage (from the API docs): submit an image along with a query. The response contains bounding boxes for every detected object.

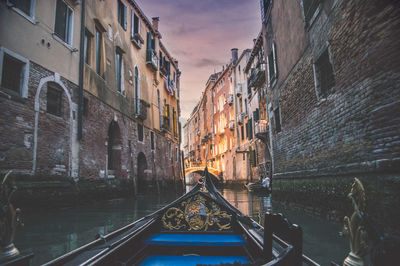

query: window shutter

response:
[273,42,278,79]
[130,9,134,38]
[146,32,151,50]
[123,5,127,30]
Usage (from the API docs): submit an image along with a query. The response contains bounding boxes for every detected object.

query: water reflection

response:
[14,188,347,265]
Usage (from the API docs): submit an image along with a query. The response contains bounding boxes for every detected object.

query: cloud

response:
[194,58,225,68]
[135,0,260,118]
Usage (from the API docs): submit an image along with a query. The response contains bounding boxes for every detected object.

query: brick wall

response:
[270,0,400,178]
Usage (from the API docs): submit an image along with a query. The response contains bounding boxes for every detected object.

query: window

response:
[247,118,253,140]
[176,147,179,161]
[9,0,35,18]
[253,108,260,122]
[130,10,141,43]
[260,0,272,23]
[241,126,244,140]
[54,0,73,45]
[0,50,28,97]
[302,0,321,26]
[138,123,144,142]
[314,47,335,100]
[150,131,155,150]
[115,49,124,94]
[274,107,281,133]
[117,0,127,30]
[47,84,62,116]
[95,28,102,75]
[267,43,278,86]
[84,30,91,65]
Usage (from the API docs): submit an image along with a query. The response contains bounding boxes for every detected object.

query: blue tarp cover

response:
[140,255,249,266]
[145,233,246,246]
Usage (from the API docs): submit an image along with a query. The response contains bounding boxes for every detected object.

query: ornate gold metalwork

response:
[0,171,22,263]
[161,194,232,231]
[342,178,368,266]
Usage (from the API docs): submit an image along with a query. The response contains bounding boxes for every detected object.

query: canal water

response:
[14,187,348,265]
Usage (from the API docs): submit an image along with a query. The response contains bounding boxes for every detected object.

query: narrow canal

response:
[14,188,347,265]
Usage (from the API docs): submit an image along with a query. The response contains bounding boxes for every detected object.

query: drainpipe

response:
[77,0,86,141]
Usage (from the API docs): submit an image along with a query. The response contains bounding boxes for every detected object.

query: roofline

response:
[128,0,178,71]
[245,30,263,73]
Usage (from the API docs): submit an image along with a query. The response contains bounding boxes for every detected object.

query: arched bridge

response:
[184,166,221,177]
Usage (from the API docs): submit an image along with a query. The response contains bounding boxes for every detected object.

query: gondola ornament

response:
[342,178,368,266]
[0,171,22,263]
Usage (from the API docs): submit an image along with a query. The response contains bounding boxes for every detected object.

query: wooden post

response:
[263,212,273,261]
[291,224,303,266]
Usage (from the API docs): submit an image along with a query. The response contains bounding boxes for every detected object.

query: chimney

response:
[152,17,160,31]
[231,48,238,65]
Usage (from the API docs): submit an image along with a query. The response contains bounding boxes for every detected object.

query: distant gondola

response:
[43,167,318,266]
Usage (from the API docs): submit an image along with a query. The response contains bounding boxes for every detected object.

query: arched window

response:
[134,66,140,113]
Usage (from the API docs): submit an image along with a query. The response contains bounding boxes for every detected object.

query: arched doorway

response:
[33,74,78,178]
[137,152,147,191]
[107,121,121,177]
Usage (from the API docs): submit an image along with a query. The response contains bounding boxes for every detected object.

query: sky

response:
[135,0,261,123]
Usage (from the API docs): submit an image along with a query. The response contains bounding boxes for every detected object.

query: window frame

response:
[53,0,74,46]
[266,42,278,88]
[313,45,335,102]
[83,29,92,65]
[117,0,127,30]
[46,83,63,117]
[0,47,29,98]
[8,0,36,23]
[137,123,144,143]
[115,48,125,95]
[301,0,322,28]
[95,27,102,75]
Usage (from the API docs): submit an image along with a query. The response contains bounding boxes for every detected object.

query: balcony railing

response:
[236,84,243,96]
[131,33,144,48]
[229,120,235,130]
[135,99,148,120]
[146,49,158,71]
[227,94,234,105]
[237,112,245,124]
[255,119,269,141]
[161,115,170,132]
[160,64,169,77]
[247,64,266,89]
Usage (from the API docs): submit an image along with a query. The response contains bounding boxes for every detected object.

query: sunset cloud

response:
[135,0,261,121]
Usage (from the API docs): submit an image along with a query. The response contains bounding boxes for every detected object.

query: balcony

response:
[160,64,169,77]
[247,65,266,89]
[229,120,235,130]
[236,84,243,96]
[131,33,144,49]
[135,99,149,120]
[237,113,245,124]
[161,116,170,132]
[255,120,269,142]
[146,49,158,71]
[227,94,234,105]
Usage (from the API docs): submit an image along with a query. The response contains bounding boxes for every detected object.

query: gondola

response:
[245,182,271,194]
[43,167,319,266]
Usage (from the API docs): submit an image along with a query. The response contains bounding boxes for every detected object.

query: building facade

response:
[0,0,181,193]
[260,0,400,232]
